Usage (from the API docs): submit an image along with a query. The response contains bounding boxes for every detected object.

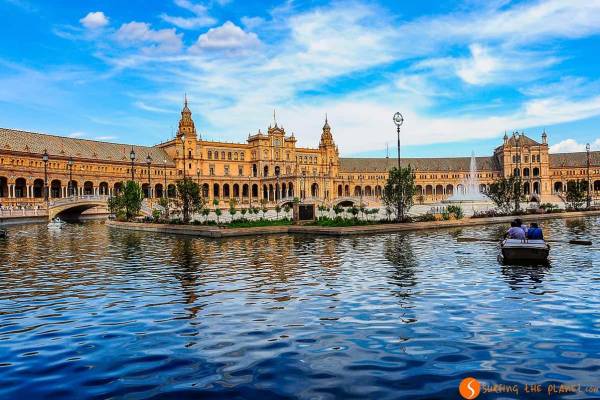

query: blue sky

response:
[1,0,600,157]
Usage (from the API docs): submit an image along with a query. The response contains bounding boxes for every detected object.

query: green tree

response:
[158,197,171,220]
[275,204,281,220]
[107,180,143,221]
[175,178,203,223]
[485,175,521,214]
[283,204,291,217]
[241,207,248,220]
[333,204,343,219]
[229,199,238,221]
[201,208,210,223]
[382,166,417,222]
[215,208,222,224]
[566,180,587,210]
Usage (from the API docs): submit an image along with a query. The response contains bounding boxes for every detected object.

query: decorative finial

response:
[184,92,187,107]
[273,109,277,127]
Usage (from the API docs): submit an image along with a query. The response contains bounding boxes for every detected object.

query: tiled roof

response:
[549,151,600,168]
[340,156,500,172]
[0,128,175,166]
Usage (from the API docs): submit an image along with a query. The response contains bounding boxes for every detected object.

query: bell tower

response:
[177,95,197,139]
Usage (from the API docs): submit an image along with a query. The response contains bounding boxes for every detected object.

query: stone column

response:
[8,184,13,198]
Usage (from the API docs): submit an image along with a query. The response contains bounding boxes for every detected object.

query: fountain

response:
[444,152,490,203]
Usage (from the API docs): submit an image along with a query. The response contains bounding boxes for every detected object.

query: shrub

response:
[415,212,437,222]
[446,205,464,219]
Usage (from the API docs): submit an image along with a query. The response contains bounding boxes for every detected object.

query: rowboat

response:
[498,239,550,264]
[47,217,66,229]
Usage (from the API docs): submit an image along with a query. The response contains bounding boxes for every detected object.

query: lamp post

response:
[181,135,186,178]
[248,174,252,207]
[130,147,136,182]
[393,112,404,221]
[275,168,280,203]
[302,170,306,201]
[146,154,152,199]
[163,159,167,198]
[68,156,74,197]
[514,132,521,212]
[586,143,591,209]
[42,149,49,203]
[359,174,363,205]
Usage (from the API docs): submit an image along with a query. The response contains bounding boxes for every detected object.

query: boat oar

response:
[457,237,592,246]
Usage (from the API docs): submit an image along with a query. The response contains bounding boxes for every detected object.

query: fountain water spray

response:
[445,152,489,202]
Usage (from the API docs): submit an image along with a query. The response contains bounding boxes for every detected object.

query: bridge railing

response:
[0,208,48,218]
[48,195,109,207]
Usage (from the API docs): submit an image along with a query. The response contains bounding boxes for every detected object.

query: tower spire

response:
[273,109,277,127]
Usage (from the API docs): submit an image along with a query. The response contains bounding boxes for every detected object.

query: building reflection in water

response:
[170,238,204,318]
[383,234,418,324]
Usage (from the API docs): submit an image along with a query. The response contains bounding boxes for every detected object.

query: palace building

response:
[1,99,599,209]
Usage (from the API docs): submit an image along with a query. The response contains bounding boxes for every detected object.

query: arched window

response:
[533,167,539,176]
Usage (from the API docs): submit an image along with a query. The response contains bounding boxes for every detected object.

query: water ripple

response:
[0,218,599,398]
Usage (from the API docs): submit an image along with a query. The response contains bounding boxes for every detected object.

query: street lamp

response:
[146,154,152,199]
[275,167,280,202]
[359,174,363,205]
[67,156,74,197]
[393,112,404,171]
[514,132,521,212]
[248,174,252,206]
[130,147,136,182]
[302,170,306,201]
[42,149,49,202]
[586,143,591,209]
[181,135,186,178]
[163,159,167,198]
[393,112,404,221]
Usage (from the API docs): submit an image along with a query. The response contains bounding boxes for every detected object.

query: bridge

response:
[48,195,109,220]
[274,196,365,208]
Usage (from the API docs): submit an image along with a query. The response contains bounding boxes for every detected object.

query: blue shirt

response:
[527,227,544,240]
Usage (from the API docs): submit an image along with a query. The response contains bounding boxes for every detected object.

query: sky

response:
[1,0,600,158]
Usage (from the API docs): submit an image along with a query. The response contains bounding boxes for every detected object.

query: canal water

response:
[0,218,599,399]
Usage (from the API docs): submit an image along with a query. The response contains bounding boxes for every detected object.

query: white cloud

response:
[134,101,172,113]
[114,22,183,53]
[160,0,216,29]
[94,135,117,141]
[191,21,261,51]
[68,1,600,154]
[80,11,109,29]
[240,16,265,30]
[550,138,600,153]
[456,44,499,85]
[68,131,85,138]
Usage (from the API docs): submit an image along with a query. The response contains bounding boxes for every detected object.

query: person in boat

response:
[515,218,528,237]
[526,222,544,240]
[506,221,526,239]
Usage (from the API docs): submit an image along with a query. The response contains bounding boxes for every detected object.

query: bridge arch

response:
[48,196,109,220]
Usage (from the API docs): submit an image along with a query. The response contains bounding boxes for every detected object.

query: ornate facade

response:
[1,99,599,208]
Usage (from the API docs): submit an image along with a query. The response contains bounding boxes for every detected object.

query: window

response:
[241,153,245,161]
[221,151,225,160]
[234,152,238,160]
[238,166,243,176]
[209,165,215,176]
[208,151,212,159]
[224,165,229,175]
[228,152,232,160]
[214,151,218,160]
